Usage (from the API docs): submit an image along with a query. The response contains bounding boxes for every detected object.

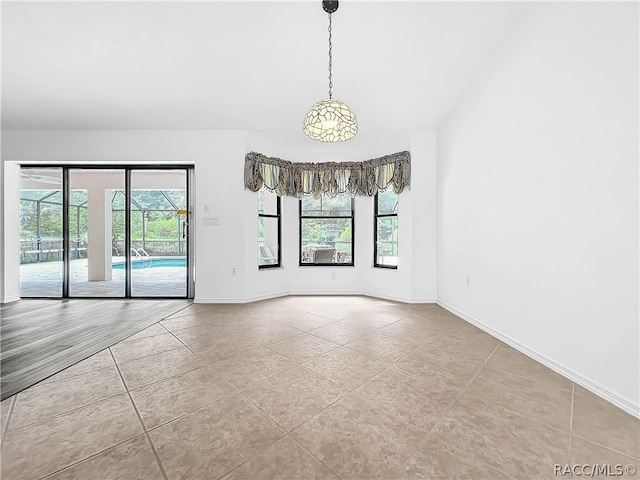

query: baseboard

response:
[195,291,290,304]
[195,291,434,305]
[288,289,364,296]
[437,300,640,419]
[1,295,21,304]
[362,291,436,304]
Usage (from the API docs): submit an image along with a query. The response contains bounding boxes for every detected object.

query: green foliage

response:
[20,188,186,242]
[145,217,180,239]
[20,200,63,239]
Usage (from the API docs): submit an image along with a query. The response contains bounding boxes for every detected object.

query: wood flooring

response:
[0,299,191,400]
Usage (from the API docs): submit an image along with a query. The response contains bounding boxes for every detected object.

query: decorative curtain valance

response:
[244,151,410,198]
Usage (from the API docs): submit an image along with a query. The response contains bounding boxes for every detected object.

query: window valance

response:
[244,151,411,198]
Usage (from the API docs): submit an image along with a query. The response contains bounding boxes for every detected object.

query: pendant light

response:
[303,0,358,142]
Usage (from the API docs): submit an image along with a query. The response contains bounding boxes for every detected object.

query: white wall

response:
[1,161,22,303]
[437,2,639,414]
[2,129,437,304]
[244,130,436,303]
[1,130,246,302]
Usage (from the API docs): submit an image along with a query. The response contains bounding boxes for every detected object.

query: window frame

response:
[374,191,398,269]
[258,190,281,269]
[299,196,355,267]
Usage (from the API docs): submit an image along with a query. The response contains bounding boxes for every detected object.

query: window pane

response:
[302,195,351,217]
[376,217,398,266]
[377,190,398,215]
[130,169,187,297]
[258,217,279,266]
[258,189,278,215]
[301,218,352,264]
[20,168,63,297]
[69,168,127,297]
[112,190,126,210]
[70,190,88,207]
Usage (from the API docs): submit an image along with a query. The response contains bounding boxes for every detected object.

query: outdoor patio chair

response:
[312,247,335,264]
[259,245,277,265]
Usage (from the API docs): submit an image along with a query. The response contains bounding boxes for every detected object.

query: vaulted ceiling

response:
[2,1,529,148]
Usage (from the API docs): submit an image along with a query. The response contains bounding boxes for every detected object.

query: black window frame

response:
[374,191,398,269]
[258,190,281,269]
[299,195,355,267]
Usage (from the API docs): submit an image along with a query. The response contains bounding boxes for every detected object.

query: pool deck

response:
[19,257,187,297]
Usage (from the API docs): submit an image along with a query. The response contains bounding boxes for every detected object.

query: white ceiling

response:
[2,1,528,145]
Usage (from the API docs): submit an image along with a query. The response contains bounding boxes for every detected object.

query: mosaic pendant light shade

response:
[303,0,357,143]
[303,98,358,142]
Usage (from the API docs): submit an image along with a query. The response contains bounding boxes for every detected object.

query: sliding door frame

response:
[20,163,194,300]
[62,168,70,298]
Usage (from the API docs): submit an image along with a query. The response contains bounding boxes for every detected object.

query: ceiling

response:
[2,1,529,147]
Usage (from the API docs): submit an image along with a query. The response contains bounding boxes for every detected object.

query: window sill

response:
[258,264,282,270]
[298,263,354,267]
[374,264,398,270]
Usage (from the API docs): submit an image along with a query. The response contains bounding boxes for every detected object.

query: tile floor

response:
[1,296,638,480]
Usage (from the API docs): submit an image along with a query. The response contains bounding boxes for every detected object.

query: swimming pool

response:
[112,258,186,269]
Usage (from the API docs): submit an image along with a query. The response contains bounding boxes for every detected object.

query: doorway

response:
[19,166,194,299]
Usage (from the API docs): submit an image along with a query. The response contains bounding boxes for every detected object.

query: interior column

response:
[87,188,112,281]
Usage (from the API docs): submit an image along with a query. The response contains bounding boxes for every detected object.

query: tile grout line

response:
[34,361,128,389]
[140,389,238,434]
[112,345,186,367]
[232,373,323,434]
[259,336,342,364]
[286,432,346,480]
[226,379,346,480]
[571,433,640,461]
[227,347,396,427]
[163,327,206,358]
[487,368,574,394]
[220,384,290,477]
[568,383,575,463]
[353,391,432,435]
[339,342,397,365]
[3,352,135,431]
[441,342,500,416]
[117,323,175,345]
[2,392,131,434]
[398,342,501,474]
[38,433,152,480]
[124,362,206,394]
[339,330,431,366]
[297,362,384,394]
[396,422,440,476]
[109,348,169,480]
[0,395,17,450]
[250,352,433,441]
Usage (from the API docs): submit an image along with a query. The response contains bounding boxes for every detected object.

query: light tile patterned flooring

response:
[1,296,638,480]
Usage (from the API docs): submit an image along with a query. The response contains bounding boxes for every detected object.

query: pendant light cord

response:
[328,13,333,99]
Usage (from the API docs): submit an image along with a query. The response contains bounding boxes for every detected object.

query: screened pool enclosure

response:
[19,167,192,298]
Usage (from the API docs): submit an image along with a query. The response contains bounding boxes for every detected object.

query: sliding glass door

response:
[19,166,192,299]
[19,168,64,297]
[69,168,126,297]
[130,169,188,297]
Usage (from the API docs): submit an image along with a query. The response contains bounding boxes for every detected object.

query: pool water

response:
[112,258,186,269]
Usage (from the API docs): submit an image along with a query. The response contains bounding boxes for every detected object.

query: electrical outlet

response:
[466,276,471,286]
[232,267,237,275]
[331,272,336,280]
